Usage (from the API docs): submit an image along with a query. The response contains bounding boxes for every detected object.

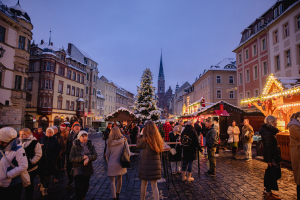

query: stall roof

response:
[105,107,139,122]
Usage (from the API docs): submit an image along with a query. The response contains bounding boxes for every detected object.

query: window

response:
[278,4,282,15]
[58,100,62,109]
[298,45,300,64]
[106,85,107,90]
[286,50,291,66]
[77,74,80,82]
[229,75,234,84]
[71,102,74,110]
[239,94,243,101]
[44,97,48,107]
[247,91,250,98]
[216,90,221,99]
[216,75,221,83]
[106,94,107,100]
[27,79,32,90]
[0,25,5,42]
[263,61,268,76]
[85,101,88,109]
[239,54,242,64]
[73,72,76,80]
[80,89,83,98]
[274,8,278,18]
[253,44,257,56]
[246,69,250,82]
[29,63,34,71]
[18,36,25,50]
[254,89,259,97]
[45,80,49,89]
[67,70,71,79]
[67,85,70,95]
[283,23,289,38]
[23,77,27,91]
[296,15,300,31]
[273,30,278,44]
[27,39,30,52]
[58,82,63,93]
[41,79,44,89]
[66,101,69,110]
[93,75,96,82]
[87,73,89,81]
[239,72,243,85]
[275,55,280,71]
[76,88,79,97]
[93,88,95,95]
[81,75,84,83]
[72,86,75,96]
[59,67,64,76]
[245,49,249,60]
[229,91,234,99]
[15,75,22,90]
[86,86,88,94]
[254,65,258,80]
[262,38,266,51]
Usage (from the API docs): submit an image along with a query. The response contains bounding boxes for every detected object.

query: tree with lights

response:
[135,68,161,121]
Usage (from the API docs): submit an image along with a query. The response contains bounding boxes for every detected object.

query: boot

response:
[42,188,48,196]
[182,171,187,181]
[187,172,194,182]
[116,193,120,200]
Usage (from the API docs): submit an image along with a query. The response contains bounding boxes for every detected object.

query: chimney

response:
[51,42,53,46]
[220,102,224,111]
[41,39,44,45]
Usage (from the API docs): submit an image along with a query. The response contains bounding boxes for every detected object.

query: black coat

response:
[65,130,79,159]
[259,123,281,163]
[206,124,219,149]
[201,123,207,137]
[130,126,139,144]
[38,136,60,175]
[169,131,182,162]
[194,123,202,136]
[69,139,97,177]
[181,125,202,160]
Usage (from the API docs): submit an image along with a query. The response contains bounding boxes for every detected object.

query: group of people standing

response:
[0,122,97,200]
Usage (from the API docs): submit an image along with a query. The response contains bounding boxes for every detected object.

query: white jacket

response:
[227,126,240,143]
[0,138,28,187]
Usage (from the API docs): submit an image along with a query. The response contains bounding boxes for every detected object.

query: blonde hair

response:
[19,128,32,136]
[143,121,164,153]
[107,127,123,146]
[265,115,277,126]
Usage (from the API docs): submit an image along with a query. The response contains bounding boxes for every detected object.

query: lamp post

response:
[0,46,5,58]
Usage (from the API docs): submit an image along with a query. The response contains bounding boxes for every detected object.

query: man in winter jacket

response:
[52,126,65,183]
[242,119,254,161]
[33,126,44,141]
[194,121,202,136]
[65,122,81,187]
[205,119,219,176]
[163,120,173,142]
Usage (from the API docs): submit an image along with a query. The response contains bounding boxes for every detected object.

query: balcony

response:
[37,107,52,115]
[76,110,84,117]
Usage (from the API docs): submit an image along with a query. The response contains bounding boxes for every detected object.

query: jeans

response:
[40,174,51,188]
[243,143,252,159]
[25,169,38,200]
[208,147,216,173]
[74,175,91,200]
[182,160,193,172]
[0,183,23,200]
[109,175,122,199]
[171,161,181,172]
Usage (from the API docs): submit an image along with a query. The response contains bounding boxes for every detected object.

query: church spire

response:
[49,29,51,45]
[158,48,164,80]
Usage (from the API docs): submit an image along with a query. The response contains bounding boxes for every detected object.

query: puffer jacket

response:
[0,138,28,187]
[69,139,97,177]
[20,135,42,172]
[38,136,60,175]
[227,126,240,143]
[136,136,161,181]
[181,125,202,160]
[259,123,280,163]
[206,124,219,148]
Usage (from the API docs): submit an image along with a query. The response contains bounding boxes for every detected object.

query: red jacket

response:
[33,131,44,141]
[163,122,173,142]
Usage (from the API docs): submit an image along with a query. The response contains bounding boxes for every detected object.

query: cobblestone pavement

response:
[21,133,297,200]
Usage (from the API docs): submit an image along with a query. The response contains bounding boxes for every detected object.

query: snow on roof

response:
[277,77,300,89]
[37,42,60,52]
[68,64,85,73]
[73,45,94,61]
[105,107,137,118]
[209,58,236,71]
[41,52,57,57]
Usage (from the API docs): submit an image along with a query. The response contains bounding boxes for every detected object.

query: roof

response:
[72,44,97,63]
[175,82,191,95]
[210,58,236,71]
[105,107,138,121]
[8,1,31,22]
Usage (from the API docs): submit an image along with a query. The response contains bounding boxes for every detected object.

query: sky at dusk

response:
[3,0,276,94]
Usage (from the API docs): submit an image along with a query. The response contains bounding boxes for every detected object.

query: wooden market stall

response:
[105,107,139,123]
[240,74,300,161]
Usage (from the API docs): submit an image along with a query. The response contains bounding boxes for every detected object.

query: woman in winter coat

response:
[259,116,281,200]
[0,127,28,200]
[38,127,60,196]
[137,120,164,200]
[106,127,130,200]
[69,131,97,200]
[19,128,42,200]
[169,126,182,174]
[227,120,240,159]
[287,112,300,200]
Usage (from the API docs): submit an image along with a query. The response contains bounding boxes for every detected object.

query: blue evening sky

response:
[3,0,276,94]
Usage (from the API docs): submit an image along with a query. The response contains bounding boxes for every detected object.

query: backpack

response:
[181,135,193,147]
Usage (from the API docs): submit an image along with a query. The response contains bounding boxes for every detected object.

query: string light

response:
[277,103,300,109]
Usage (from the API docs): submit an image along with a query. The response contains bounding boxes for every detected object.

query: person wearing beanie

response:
[70,130,97,200]
[52,126,65,183]
[65,122,82,187]
[0,127,28,200]
[38,127,60,196]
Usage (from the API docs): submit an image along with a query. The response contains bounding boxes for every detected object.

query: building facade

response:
[98,76,117,116]
[0,1,33,131]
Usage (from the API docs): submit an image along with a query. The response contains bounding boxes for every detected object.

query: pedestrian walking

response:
[69,131,97,200]
[32,126,44,141]
[181,121,203,181]
[0,127,28,200]
[205,119,218,176]
[163,120,173,142]
[65,122,81,187]
[19,128,42,200]
[287,112,300,200]
[169,126,182,174]
[227,120,240,159]
[260,116,281,200]
[242,119,254,161]
[52,126,65,183]
[106,127,130,200]
[137,121,164,200]
[38,127,60,196]
[103,123,112,158]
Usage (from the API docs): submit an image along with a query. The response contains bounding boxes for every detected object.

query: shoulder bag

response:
[120,140,130,168]
[0,150,31,187]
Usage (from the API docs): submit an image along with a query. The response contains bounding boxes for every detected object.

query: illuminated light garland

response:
[277,102,300,109]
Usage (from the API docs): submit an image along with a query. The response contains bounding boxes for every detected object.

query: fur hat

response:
[77,130,88,140]
[0,127,17,143]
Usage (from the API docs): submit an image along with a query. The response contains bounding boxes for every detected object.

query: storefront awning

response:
[214,110,230,116]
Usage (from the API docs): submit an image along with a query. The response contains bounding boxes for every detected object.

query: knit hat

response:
[0,127,17,143]
[60,124,66,128]
[72,122,81,130]
[51,126,58,130]
[46,127,54,135]
[77,130,88,140]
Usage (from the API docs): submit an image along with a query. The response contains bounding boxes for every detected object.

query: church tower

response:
[157,50,165,109]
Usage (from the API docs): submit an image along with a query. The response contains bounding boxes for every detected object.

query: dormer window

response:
[274,8,278,18]
[279,4,283,15]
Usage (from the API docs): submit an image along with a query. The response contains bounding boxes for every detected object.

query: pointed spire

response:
[49,29,51,46]
[158,48,164,80]
[17,0,20,5]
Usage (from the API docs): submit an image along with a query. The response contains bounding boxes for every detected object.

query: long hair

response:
[19,128,32,137]
[107,127,123,146]
[143,121,164,153]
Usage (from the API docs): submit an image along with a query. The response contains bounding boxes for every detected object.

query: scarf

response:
[81,142,90,156]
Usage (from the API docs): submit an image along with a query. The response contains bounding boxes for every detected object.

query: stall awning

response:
[214,110,230,116]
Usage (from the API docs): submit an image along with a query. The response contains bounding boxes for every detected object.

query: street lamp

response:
[0,46,5,58]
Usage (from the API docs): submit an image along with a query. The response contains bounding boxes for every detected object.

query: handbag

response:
[71,166,84,177]
[228,136,233,143]
[170,148,177,155]
[120,140,130,168]
[0,150,31,187]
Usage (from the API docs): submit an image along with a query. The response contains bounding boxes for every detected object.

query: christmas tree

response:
[135,68,161,121]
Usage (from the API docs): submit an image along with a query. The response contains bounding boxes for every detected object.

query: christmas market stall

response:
[240,74,300,161]
[105,107,139,123]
